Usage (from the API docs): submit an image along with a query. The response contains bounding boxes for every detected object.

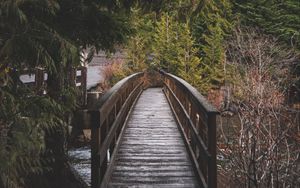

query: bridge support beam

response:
[91,111,100,188]
[208,113,217,188]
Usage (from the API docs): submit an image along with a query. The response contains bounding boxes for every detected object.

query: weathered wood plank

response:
[114,161,193,167]
[108,183,199,188]
[113,165,194,171]
[118,149,187,154]
[111,171,195,177]
[110,176,198,184]
[107,88,199,187]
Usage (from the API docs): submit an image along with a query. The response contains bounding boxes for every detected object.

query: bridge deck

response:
[108,88,199,187]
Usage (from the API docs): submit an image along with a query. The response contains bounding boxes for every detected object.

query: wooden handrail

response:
[160,71,218,188]
[89,72,144,188]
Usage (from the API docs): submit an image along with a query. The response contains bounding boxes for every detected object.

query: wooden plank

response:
[114,161,193,167]
[108,183,199,188]
[118,148,187,154]
[110,176,198,184]
[107,88,199,187]
[113,165,194,171]
[121,136,182,140]
[111,171,195,177]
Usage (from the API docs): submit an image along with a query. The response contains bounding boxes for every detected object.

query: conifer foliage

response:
[191,0,233,93]
[153,14,180,73]
[0,0,133,187]
[152,13,202,87]
[234,0,300,49]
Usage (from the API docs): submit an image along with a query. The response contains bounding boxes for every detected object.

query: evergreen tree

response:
[152,13,202,88]
[0,0,134,187]
[234,0,300,49]
[153,13,180,73]
[233,0,300,100]
[177,23,202,87]
[125,8,156,72]
[191,0,233,93]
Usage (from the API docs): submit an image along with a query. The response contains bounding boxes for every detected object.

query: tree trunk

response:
[45,64,67,186]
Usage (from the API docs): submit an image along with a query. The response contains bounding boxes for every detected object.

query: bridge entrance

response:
[89,72,218,188]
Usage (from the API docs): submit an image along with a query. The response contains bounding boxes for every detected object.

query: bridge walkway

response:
[108,88,199,187]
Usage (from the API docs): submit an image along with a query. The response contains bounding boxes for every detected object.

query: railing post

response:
[81,66,87,106]
[91,110,100,188]
[70,67,76,87]
[35,68,44,95]
[208,113,217,188]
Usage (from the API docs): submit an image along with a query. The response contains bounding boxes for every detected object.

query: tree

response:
[177,23,202,87]
[191,0,233,93]
[232,0,300,104]
[233,0,300,49]
[125,8,155,72]
[0,0,133,187]
[220,28,299,187]
[153,13,180,73]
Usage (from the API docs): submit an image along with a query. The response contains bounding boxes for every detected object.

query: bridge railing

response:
[89,72,144,188]
[161,71,218,188]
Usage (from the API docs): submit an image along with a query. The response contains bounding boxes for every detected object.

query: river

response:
[68,146,91,186]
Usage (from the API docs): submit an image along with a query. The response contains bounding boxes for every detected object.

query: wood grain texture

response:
[107,88,199,187]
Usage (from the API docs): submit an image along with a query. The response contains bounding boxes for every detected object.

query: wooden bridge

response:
[89,71,218,188]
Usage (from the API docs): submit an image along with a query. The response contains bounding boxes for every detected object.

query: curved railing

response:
[160,71,218,188]
[88,72,144,188]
